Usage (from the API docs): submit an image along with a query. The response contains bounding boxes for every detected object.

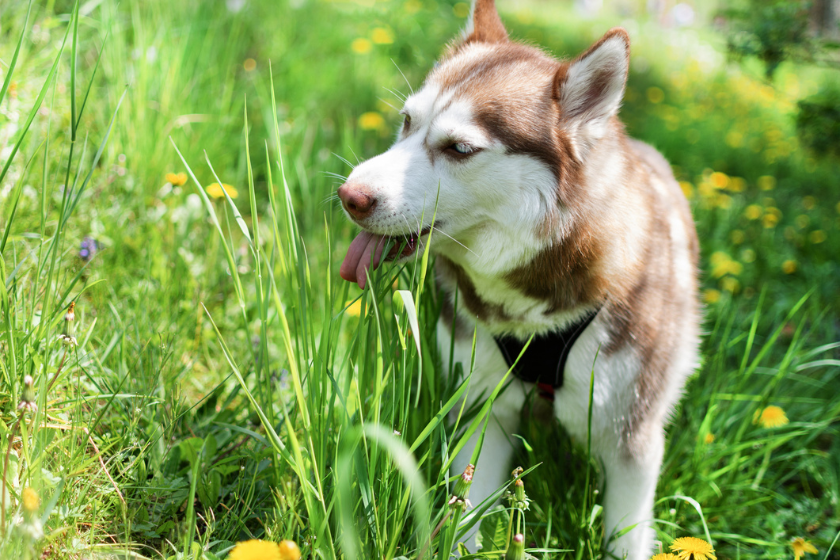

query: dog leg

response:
[600,427,664,560]
[438,319,528,551]
[450,400,522,551]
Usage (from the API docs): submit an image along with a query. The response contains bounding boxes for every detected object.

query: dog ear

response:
[554,28,630,140]
[462,0,508,44]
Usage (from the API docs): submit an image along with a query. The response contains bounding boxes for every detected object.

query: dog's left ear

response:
[554,28,630,140]
[462,0,508,44]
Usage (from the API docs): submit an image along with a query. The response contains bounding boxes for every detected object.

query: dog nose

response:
[338,183,377,220]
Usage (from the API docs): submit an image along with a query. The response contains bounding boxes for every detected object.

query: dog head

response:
[339,0,630,287]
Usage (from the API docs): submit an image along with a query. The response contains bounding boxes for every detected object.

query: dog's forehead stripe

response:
[427,100,490,147]
[405,86,492,150]
[432,41,560,94]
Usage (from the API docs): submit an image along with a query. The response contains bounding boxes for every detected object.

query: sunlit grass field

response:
[0,0,838,558]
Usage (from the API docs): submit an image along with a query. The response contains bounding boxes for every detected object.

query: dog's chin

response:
[340,225,433,288]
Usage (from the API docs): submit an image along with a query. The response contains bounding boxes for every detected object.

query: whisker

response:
[322,171,349,181]
[384,87,407,103]
[377,97,400,112]
[332,153,356,170]
[400,214,415,236]
[432,226,476,256]
[391,59,414,96]
[322,198,343,208]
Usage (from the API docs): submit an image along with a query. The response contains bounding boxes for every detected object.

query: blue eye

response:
[446,142,475,156]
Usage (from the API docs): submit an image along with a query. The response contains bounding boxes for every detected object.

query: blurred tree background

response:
[721,0,840,155]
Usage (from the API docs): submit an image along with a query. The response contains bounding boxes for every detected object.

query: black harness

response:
[493,307,601,398]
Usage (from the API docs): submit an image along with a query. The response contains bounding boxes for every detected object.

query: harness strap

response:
[493,307,601,398]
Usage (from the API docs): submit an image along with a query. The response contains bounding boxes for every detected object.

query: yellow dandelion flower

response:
[729,177,746,192]
[809,230,826,244]
[710,172,729,189]
[371,27,394,44]
[721,277,739,293]
[704,433,715,444]
[229,540,283,560]
[710,252,728,266]
[703,289,721,304]
[345,299,363,317]
[762,213,779,228]
[165,172,188,186]
[754,405,789,428]
[710,252,742,278]
[669,536,716,560]
[744,204,762,220]
[782,260,797,274]
[22,487,39,514]
[757,175,776,190]
[278,540,302,560]
[647,87,664,104]
[679,181,694,199]
[351,38,373,54]
[650,554,680,560]
[740,248,755,263]
[206,183,238,199]
[791,537,818,560]
[358,112,385,131]
[243,58,257,72]
[725,131,744,148]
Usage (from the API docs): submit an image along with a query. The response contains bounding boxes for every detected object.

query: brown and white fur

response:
[336,2,700,557]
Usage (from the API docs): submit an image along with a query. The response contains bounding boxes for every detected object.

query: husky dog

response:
[337,1,700,557]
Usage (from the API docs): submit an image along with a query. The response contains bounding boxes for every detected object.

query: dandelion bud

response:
[18,375,37,413]
[58,302,78,347]
[64,302,75,323]
[504,533,525,560]
[62,302,76,341]
[453,464,475,500]
[22,488,39,516]
[514,478,525,502]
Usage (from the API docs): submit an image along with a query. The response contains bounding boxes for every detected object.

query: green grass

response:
[0,0,838,559]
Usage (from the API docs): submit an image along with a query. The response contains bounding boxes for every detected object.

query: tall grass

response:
[0,1,838,559]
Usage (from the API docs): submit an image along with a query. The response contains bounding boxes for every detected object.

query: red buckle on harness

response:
[537,382,555,402]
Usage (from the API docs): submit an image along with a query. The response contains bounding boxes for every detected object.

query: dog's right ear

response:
[554,28,630,142]
[462,0,508,44]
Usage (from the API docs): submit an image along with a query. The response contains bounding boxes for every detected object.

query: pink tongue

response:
[340,231,388,289]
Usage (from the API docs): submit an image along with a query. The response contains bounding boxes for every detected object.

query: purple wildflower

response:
[79,237,99,262]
